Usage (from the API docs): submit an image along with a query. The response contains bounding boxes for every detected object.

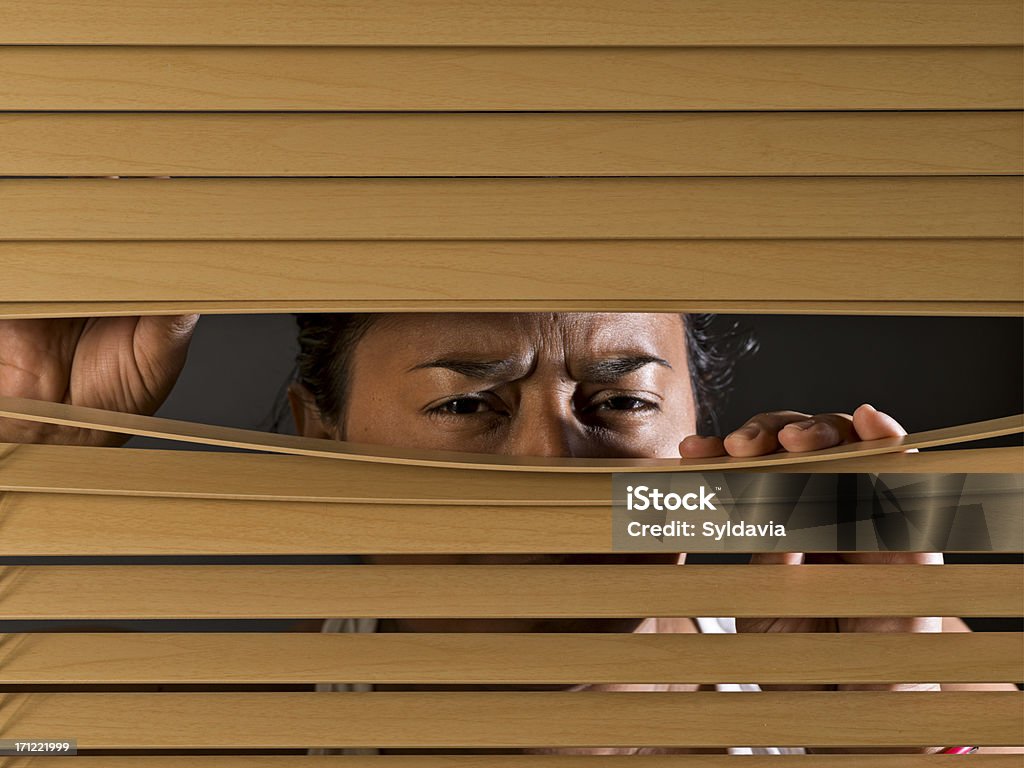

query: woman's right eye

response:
[430,396,493,416]
[444,397,488,414]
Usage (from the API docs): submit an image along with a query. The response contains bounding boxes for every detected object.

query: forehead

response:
[362,312,686,357]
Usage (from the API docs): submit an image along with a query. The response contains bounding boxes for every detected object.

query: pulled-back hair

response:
[273,313,758,439]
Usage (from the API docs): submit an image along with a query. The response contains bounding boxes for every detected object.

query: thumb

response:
[132,314,200,409]
[137,314,200,348]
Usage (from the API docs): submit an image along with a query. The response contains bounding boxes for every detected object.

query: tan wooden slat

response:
[3,240,1021,304]
[0,691,1018,748]
[4,759,1024,768]
[3,1,1021,45]
[2,632,1019,685]
[4,757,1024,768]
[3,178,1019,241]
[2,477,1020,555]
[0,444,604,502]
[2,443,1019,502]
[0,494,611,555]
[2,47,1019,111]
[4,299,1023,318]
[0,564,1017,619]
[4,112,1021,177]
[0,397,1019,472]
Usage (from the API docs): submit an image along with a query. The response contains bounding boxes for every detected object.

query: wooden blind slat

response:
[3,1,1021,45]
[3,179,1019,241]
[0,565,1017,619]
[3,632,1019,685]
[0,494,615,555]
[3,481,1020,555]
[3,47,1018,111]
[1,0,1020,761]
[5,300,1023,319]
[0,691,1018,748]
[3,240,1021,305]
[1,398,1020,472]
[4,112,1020,177]
[2,444,1018,503]
[3,300,1022,318]
[0,444,605,502]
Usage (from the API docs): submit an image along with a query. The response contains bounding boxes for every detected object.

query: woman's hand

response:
[681,405,939,671]
[0,315,199,446]
[679,403,913,459]
[687,405,945,753]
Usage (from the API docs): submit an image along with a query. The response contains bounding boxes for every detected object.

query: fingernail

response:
[859,403,876,413]
[733,425,760,439]
[786,419,815,431]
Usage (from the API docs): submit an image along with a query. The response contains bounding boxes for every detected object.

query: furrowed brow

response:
[579,355,672,383]
[406,357,528,381]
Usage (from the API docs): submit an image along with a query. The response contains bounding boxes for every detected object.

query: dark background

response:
[3,313,1021,634]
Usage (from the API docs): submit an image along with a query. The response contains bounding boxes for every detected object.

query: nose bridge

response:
[506,381,577,458]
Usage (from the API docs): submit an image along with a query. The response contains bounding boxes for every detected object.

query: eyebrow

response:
[406,357,530,381]
[407,354,671,383]
[578,355,673,383]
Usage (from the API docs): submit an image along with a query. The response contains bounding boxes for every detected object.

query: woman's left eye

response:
[594,395,657,412]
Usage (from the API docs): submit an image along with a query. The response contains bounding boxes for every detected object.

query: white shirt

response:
[310,616,806,756]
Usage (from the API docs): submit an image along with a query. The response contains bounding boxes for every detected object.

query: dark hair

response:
[682,313,760,435]
[272,313,758,438]
[289,313,379,436]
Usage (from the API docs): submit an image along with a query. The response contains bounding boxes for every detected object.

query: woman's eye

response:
[432,396,492,416]
[596,395,657,412]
